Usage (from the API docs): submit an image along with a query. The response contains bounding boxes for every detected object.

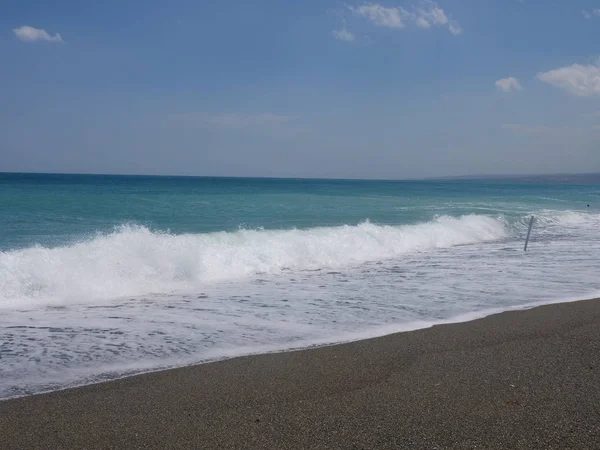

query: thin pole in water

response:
[524,216,534,251]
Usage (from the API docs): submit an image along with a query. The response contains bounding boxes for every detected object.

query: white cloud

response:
[416,3,447,27]
[583,9,600,19]
[332,28,356,41]
[349,2,461,35]
[495,77,523,92]
[350,4,405,28]
[415,17,430,28]
[447,22,463,35]
[537,64,600,97]
[13,25,63,43]
[415,1,462,35]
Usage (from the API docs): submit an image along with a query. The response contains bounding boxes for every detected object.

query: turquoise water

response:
[1,173,599,398]
[1,173,597,250]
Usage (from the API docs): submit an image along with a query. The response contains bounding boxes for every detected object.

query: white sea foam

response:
[0,214,510,308]
[1,210,600,399]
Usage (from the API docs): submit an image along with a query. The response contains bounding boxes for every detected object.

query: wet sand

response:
[2,298,600,449]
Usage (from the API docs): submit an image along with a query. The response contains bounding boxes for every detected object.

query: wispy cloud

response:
[502,123,600,136]
[201,113,292,129]
[582,110,600,118]
[332,28,356,41]
[414,1,462,34]
[503,124,561,134]
[495,77,523,92]
[172,113,295,134]
[537,63,600,97]
[350,4,406,29]
[13,25,63,43]
[348,1,461,35]
[582,9,600,19]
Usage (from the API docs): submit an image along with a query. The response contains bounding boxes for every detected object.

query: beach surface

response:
[2,298,600,450]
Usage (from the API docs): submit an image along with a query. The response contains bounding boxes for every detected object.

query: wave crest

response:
[1,215,511,307]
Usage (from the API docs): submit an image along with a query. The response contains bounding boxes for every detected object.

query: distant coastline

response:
[428,172,600,184]
[1,171,599,184]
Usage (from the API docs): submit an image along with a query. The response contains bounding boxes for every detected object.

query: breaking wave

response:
[0,215,513,307]
[3,211,597,308]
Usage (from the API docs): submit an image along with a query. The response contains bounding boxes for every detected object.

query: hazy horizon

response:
[2,170,600,183]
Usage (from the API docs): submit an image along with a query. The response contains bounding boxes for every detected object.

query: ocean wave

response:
[0,215,511,307]
[528,210,598,225]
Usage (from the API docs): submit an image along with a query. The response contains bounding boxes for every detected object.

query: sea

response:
[1,172,599,399]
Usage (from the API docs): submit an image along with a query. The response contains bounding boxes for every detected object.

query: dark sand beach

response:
[2,298,600,449]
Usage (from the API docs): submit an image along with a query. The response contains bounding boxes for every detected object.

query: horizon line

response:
[1,170,599,183]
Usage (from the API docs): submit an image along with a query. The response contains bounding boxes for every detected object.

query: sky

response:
[1,0,600,179]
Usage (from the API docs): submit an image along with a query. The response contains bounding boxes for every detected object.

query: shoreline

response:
[2,297,600,449]
[3,295,590,403]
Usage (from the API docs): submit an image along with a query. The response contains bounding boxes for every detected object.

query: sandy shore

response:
[2,299,600,449]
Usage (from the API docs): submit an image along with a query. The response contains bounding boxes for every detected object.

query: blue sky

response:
[1,0,599,179]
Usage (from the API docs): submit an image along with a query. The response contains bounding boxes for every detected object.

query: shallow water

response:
[1,173,599,398]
